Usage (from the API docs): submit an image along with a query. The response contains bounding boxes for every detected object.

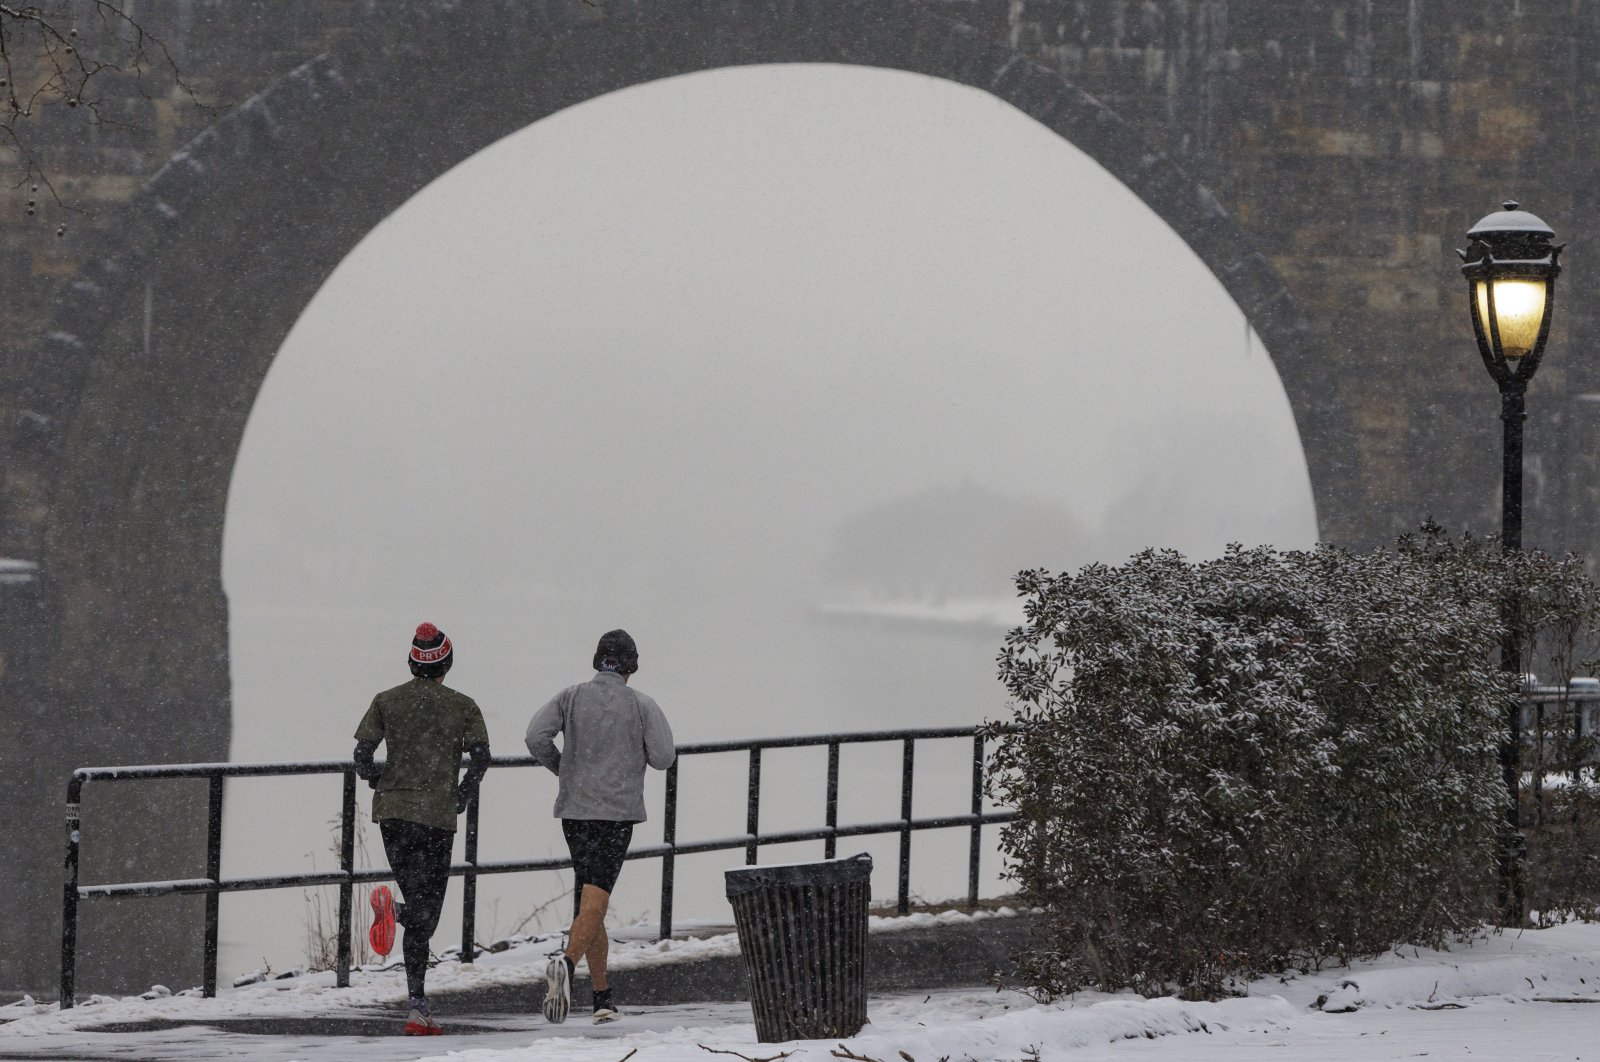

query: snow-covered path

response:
[3,991,1595,1062]
[5,923,1599,1061]
[1070,998,1597,1060]
[0,1001,748,1061]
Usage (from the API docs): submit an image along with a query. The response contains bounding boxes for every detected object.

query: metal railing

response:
[60,725,1014,1008]
[1521,687,1600,748]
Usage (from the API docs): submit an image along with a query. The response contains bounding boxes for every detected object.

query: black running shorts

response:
[562,818,635,894]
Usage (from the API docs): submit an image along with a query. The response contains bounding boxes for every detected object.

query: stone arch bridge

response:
[3,0,1600,994]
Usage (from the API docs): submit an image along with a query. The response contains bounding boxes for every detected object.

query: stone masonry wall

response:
[6,0,1600,562]
[940,0,1600,555]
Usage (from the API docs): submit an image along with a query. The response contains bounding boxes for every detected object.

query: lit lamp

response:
[1458,200,1563,924]
[1462,201,1562,384]
[1473,276,1549,360]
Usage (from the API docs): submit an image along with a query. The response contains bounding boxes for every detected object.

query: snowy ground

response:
[3,919,1599,1061]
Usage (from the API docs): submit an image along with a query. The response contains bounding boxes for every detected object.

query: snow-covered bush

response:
[1514,551,1600,923]
[989,525,1599,999]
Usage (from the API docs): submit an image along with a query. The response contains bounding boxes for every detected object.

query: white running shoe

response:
[542,955,570,1024]
[593,1006,620,1025]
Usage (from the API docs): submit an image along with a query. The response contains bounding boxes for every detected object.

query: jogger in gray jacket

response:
[525,629,674,1024]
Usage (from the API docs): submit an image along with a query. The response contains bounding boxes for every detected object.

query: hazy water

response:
[218,64,1318,981]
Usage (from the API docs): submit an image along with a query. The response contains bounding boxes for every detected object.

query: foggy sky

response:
[217,64,1317,976]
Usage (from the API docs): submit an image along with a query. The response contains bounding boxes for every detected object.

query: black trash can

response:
[725,852,872,1042]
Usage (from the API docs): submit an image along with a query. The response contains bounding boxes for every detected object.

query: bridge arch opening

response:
[220,63,1317,976]
[11,0,1366,995]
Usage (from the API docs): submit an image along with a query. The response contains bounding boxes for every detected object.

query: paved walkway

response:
[0,1001,750,1062]
[0,914,1036,1062]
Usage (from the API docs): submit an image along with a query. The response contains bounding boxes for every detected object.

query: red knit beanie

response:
[409,622,453,677]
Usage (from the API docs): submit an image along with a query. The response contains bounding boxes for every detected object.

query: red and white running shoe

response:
[369,885,397,958]
[402,1003,442,1036]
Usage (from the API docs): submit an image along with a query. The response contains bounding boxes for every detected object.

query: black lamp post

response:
[1459,200,1563,923]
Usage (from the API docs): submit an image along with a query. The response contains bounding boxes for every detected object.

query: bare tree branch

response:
[0,1,204,211]
[829,1048,885,1062]
[499,870,570,939]
[697,1045,794,1062]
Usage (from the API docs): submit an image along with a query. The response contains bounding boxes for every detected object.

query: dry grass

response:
[302,816,376,973]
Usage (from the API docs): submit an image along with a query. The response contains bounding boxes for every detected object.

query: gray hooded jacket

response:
[525,671,676,822]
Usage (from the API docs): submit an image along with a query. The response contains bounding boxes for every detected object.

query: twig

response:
[831,1048,886,1062]
[0,1,207,203]
[615,1050,638,1062]
[506,875,570,937]
[698,1045,793,1062]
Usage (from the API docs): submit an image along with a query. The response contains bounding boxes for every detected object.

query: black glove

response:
[353,740,382,789]
[456,743,490,813]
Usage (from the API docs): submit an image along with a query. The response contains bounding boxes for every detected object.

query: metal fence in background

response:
[60,725,1016,1009]
[1521,685,1600,749]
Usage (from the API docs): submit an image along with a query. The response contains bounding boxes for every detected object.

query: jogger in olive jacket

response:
[353,622,491,1036]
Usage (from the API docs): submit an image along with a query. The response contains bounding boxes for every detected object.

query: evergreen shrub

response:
[989,525,1600,999]
[1514,549,1600,923]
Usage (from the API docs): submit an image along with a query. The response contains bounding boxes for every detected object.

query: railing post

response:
[825,741,840,860]
[899,738,914,915]
[203,774,224,997]
[746,747,762,865]
[336,770,355,988]
[60,773,83,1009]
[659,759,678,940]
[1572,696,1586,785]
[461,786,480,964]
[969,733,984,908]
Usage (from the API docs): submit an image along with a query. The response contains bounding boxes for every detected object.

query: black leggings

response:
[379,818,454,999]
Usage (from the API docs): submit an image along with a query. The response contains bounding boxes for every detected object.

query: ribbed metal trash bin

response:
[725,852,872,1042]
